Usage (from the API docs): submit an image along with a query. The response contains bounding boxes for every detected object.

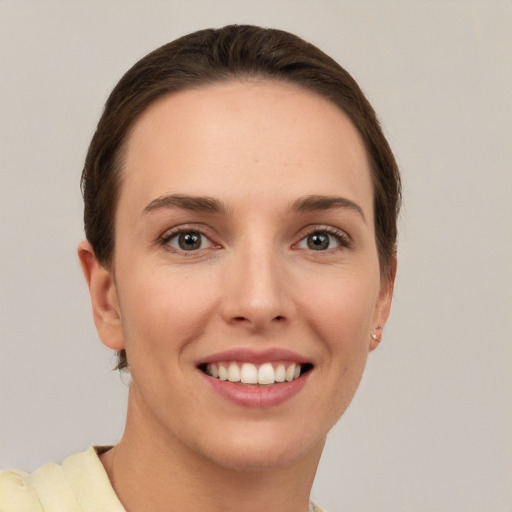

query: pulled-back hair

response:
[81,24,401,371]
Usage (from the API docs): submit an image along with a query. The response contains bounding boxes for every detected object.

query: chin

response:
[194,423,327,472]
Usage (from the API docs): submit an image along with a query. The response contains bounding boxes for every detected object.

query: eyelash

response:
[294,226,352,253]
[158,225,351,255]
[159,226,218,255]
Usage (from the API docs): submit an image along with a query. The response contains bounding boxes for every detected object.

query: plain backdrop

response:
[1,1,511,511]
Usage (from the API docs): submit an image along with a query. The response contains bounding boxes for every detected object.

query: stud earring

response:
[371,325,382,342]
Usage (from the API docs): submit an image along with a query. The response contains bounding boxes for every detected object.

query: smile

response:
[197,349,314,407]
[202,361,313,386]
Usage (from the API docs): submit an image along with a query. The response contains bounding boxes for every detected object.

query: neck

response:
[101,386,323,512]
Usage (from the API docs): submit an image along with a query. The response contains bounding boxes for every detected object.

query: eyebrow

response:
[290,195,366,223]
[142,193,365,222]
[142,194,228,216]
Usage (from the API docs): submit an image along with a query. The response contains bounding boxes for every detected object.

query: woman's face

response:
[89,80,394,470]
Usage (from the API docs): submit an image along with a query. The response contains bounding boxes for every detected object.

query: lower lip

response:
[201,371,311,408]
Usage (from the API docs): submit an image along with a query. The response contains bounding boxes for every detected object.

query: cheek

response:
[299,274,378,419]
[296,269,379,348]
[116,265,220,362]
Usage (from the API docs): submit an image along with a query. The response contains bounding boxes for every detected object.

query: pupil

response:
[179,232,201,250]
[308,233,329,250]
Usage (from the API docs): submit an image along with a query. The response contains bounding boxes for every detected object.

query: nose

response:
[220,242,292,332]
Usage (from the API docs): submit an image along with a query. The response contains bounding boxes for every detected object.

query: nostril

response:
[229,314,286,326]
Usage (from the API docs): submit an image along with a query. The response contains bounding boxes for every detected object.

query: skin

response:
[79,80,395,512]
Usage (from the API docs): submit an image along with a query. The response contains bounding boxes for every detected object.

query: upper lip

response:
[197,348,311,366]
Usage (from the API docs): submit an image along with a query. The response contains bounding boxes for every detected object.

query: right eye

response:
[164,231,213,252]
[297,231,342,251]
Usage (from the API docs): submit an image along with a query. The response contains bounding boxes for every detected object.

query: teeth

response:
[240,363,258,384]
[227,362,241,382]
[258,363,275,385]
[285,363,296,382]
[205,362,304,385]
[218,365,228,381]
[275,364,286,382]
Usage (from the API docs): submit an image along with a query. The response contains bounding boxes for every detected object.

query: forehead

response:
[118,79,373,216]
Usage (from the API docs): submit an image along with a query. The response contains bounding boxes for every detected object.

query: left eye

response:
[297,231,342,251]
[166,231,212,251]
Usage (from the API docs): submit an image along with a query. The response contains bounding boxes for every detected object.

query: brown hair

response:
[81,24,401,371]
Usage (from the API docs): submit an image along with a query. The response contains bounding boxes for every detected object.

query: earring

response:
[371,325,382,342]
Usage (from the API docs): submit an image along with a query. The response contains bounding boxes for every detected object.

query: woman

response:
[0,25,400,511]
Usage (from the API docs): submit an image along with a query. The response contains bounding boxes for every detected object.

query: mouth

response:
[198,361,314,386]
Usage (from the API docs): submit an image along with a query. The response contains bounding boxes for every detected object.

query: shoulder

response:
[0,447,122,512]
[0,462,70,511]
[0,470,37,510]
[310,501,327,512]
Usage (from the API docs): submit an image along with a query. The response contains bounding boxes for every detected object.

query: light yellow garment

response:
[0,447,125,512]
[0,447,325,511]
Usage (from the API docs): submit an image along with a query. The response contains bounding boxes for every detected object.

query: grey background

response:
[1,1,511,511]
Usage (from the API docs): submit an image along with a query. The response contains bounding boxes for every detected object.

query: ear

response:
[78,240,125,351]
[369,252,397,352]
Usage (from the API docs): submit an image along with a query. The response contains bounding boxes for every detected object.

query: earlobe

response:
[369,252,397,352]
[78,240,125,351]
